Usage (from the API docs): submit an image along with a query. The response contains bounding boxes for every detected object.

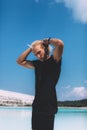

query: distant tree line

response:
[0,98,87,107]
[58,99,87,107]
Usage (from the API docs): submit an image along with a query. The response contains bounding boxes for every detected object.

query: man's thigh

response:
[32,112,55,130]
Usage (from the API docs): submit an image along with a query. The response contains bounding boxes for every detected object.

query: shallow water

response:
[0,107,87,130]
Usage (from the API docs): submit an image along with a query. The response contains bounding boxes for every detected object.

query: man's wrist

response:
[30,47,32,52]
[43,37,51,45]
[48,37,51,44]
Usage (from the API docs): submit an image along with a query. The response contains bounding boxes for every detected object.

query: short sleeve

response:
[32,60,39,68]
[52,55,62,66]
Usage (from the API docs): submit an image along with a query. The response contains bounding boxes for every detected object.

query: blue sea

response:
[0,107,87,130]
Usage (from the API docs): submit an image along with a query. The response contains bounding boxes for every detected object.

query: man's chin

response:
[39,57,46,61]
[39,58,44,61]
[39,55,47,61]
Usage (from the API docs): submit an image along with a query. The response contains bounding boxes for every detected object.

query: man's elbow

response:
[16,58,22,65]
[61,41,64,49]
[16,59,20,65]
[58,40,64,48]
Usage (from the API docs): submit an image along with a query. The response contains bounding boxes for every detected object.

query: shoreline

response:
[58,106,87,108]
[0,106,87,110]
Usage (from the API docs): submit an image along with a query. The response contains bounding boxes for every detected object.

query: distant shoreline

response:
[0,106,87,110]
[58,99,87,107]
[58,106,87,109]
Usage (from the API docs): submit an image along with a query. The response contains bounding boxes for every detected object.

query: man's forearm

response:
[17,47,32,64]
[42,38,64,47]
[49,38,64,47]
[48,38,64,61]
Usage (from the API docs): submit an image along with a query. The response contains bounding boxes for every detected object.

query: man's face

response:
[33,44,45,61]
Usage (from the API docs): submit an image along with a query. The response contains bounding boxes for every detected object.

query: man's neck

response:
[42,55,51,62]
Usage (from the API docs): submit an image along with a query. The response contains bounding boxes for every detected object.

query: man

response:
[17,38,64,130]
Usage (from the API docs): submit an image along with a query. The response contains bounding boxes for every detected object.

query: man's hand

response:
[27,44,33,51]
[42,38,51,47]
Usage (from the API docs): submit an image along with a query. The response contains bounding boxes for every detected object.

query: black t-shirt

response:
[32,55,62,114]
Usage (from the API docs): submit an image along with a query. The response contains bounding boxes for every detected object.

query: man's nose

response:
[37,54,41,58]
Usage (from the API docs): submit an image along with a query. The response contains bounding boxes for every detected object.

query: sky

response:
[0,0,87,101]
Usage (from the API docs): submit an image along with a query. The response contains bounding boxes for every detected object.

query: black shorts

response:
[32,111,55,130]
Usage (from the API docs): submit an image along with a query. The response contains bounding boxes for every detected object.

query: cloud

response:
[54,0,87,23]
[68,86,87,99]
[72,87,87,97]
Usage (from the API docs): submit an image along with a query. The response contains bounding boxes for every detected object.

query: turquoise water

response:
[0,107,87,130]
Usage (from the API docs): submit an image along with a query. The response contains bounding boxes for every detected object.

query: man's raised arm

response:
[50,38,64,62]
[43,38,64,62]
[16,47,34,69]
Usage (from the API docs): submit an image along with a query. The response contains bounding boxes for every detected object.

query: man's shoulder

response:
[32,59,40,68]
